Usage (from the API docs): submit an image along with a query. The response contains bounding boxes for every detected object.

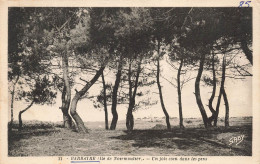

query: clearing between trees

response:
[8,117,252,156]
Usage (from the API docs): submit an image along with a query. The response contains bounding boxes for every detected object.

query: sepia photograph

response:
[1,1,260,163]
[7,7,253,156]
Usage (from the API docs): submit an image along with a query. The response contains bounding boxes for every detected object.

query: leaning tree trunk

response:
[177,59,184,129]
[215,55,229,127]
[18,100,34,131]
[101,71,109,130]
[126,58,142,131]
[110,57,123,130]
[70,64,107,133]
[10,75,19,130]
[223,88,229,127]
[214,86,222,126]
[61,54,73,128]
[195,53,209,128]
[157,41,171,131]
[214,55,226,126]
[240,38,252,65]
[208,53,217,126]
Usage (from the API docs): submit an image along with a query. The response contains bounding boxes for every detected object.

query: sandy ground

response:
[8,117,252,156]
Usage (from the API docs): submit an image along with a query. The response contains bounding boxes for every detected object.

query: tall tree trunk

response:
[61,54,73,129]
[214,87,222,126]
[214,55,226,126]
[60,86,73,129]
[101,71,109,130]
[126,61,133,131]
[70,64,107,133]
[18,100,34,131]
[126,104,134,131]
[10,86,15,130]
[240,39,252,65]
[10,75,19,130]
[223,88,229,127]
[195,53,208,128]
[157,41,171,130]
[177,59,184,129]
[110,57,123,130]
[126,58,142,131]
[208,53,217,125]
[126,102,134,131]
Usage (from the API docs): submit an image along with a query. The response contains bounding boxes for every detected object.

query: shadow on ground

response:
[8,126,60,142]
[8,120,252,156]
[110,125,252,155]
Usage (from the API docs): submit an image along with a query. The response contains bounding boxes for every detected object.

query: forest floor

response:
[8,117,252,156]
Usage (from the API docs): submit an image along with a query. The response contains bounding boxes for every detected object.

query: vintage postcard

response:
[0,0,260,164]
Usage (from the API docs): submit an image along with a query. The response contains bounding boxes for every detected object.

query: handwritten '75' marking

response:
[229,135,245,146]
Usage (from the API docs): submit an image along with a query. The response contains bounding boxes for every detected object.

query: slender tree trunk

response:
[156,41,171,130]
[126,61,133,131]
[177,59,184,129]
[223,88,229,127]
[10,87,15,130]
[214,55,226,126]
[18,100,34,131]
[110,57,123,130]
[126,58,142,131]
[214,87,222,126]
[61,54,73,129]
[101,71,109,130]
[195,53,209,128]
[208,53,217,125]
[70,64,107,133]
[214,55,229,127]
[10,75,19,130]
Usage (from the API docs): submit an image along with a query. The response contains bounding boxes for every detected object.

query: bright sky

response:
[9,53,252,123]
